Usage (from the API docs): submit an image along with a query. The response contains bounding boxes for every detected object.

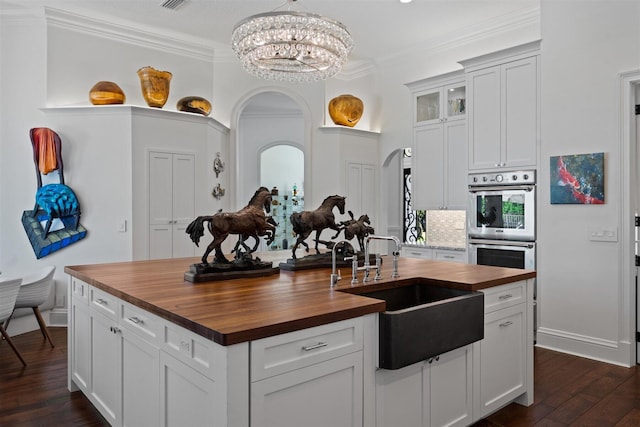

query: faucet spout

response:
[363,235,402,281]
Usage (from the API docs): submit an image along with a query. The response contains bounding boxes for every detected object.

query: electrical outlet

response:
[589,226,618,242]
[55,295,66,307]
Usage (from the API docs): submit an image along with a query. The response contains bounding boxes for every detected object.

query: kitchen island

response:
[66,255,536,427]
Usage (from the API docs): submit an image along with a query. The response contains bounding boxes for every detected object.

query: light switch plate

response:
[589,226,617,242]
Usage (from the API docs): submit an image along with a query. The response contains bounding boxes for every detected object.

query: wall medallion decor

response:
[550,152,605,204]
[22,128,87,258]
[328,94,364,127]
[137,66,172,108]
[89,81,125,105]
[212,183,225,200]
[177,96,211,116]
[213,152,225,178]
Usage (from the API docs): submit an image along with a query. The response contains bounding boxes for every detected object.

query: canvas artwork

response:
[550,152,605,205]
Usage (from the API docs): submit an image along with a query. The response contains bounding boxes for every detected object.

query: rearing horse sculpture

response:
[186,187,274,264]
[290,195,346,259]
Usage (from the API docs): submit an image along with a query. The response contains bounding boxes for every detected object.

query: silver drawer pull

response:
[499,321,513,328]
[498,294,513,300]
[128,316,143,324]
[95,298,107,305]
[302,342,328,352]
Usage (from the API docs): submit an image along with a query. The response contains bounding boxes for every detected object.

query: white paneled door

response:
[149,151,195,260]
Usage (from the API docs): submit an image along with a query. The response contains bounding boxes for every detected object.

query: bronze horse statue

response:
[290,195,346,259]
[186,187,274,264]
[231,215,278,255]
[332,211,375,252]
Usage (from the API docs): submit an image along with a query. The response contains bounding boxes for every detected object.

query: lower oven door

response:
[468,239,535,270]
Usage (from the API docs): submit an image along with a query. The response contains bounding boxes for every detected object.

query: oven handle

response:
[468,185,534,192]
[469,239,535,248]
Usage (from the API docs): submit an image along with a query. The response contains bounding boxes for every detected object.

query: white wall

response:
[536,0,640,366]
[0,7,224,333]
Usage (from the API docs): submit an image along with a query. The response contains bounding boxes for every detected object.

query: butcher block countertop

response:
[65,256,536,346]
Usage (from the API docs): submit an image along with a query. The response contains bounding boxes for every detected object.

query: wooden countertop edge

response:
[64,259,536,346]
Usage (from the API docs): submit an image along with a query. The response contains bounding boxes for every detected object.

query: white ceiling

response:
[3,0,539,69]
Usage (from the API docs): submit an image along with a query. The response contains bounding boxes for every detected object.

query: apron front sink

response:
[355,282,484,370]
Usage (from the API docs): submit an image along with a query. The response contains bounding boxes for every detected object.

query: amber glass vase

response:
[137,66,172,108]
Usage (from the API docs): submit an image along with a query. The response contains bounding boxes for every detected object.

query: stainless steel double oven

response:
[467,170,536,270]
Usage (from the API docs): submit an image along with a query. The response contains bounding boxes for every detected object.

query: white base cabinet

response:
[69,276,533,427]
[473,280,533,419]
[251,352,363,427]
[375,345,473,427]
[159,351,217,427]
[250,317,366,427]
[68,277,373,427]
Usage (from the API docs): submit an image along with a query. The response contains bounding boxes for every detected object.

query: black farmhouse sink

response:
[356,282,484,370]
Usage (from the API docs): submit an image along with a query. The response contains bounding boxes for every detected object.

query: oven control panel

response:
[468,170,536,186]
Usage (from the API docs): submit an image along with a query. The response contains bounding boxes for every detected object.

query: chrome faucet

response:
[330,240,358,287]
[363,235,402,281]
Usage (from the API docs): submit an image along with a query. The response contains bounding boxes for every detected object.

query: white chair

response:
[0,277,26,366]
[5,266,56,348]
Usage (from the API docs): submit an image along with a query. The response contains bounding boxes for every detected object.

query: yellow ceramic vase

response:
[137,66,172,108]
[328,94,364,127]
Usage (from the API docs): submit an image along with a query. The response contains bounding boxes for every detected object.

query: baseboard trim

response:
[537,327,633,367]
[49,308,68,327]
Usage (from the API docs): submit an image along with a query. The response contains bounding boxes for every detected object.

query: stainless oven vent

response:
[160,0,186,10]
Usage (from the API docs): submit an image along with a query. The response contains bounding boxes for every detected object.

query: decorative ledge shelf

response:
[42,104,229,133]
[319,125,380,137]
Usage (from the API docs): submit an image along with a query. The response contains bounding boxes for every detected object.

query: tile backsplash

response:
[425,210,466,247]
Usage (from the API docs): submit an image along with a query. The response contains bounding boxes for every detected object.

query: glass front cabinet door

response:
[413,77,466,126]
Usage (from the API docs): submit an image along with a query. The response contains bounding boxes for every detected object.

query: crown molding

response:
[43,7,215,62]
[378,4,540,67]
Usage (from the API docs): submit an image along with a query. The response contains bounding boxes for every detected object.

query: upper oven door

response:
[468,185,535,241]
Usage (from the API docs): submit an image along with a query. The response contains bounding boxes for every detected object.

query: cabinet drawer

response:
[251,317,363,382]
[434,250,467,263]
[162,323,220,380]
[120,301,161,344]
[89,287,119,320]
[482,281,526,313]
[71,277,89,304]
[401,247,433,259]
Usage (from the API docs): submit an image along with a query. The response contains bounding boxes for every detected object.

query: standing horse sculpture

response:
[186,187,274,264]
[290,195,346,259]
[332,211,375,252]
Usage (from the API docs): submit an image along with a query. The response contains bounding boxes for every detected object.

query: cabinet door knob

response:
[499,321,513,328]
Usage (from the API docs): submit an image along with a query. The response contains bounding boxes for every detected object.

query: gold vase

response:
[328,94,364,127]
[137,66,172,108]
[89,81,126,105]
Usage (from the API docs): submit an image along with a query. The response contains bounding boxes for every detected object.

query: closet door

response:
[148,151,195,259]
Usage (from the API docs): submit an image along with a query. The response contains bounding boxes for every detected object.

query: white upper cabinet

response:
[461,41,540,171]
[407,71,468,211]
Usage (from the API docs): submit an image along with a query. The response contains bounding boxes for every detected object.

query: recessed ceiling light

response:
[400,0,413,3]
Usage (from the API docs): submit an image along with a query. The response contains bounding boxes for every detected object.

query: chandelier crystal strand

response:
[231,7,353,82]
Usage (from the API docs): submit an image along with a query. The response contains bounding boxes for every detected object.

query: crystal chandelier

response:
[231,0,354,83]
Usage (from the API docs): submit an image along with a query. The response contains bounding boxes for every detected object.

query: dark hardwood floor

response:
[2,327,640,426]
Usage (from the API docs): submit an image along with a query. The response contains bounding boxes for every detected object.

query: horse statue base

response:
[185,254,277,283]
[279,242,378,272]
